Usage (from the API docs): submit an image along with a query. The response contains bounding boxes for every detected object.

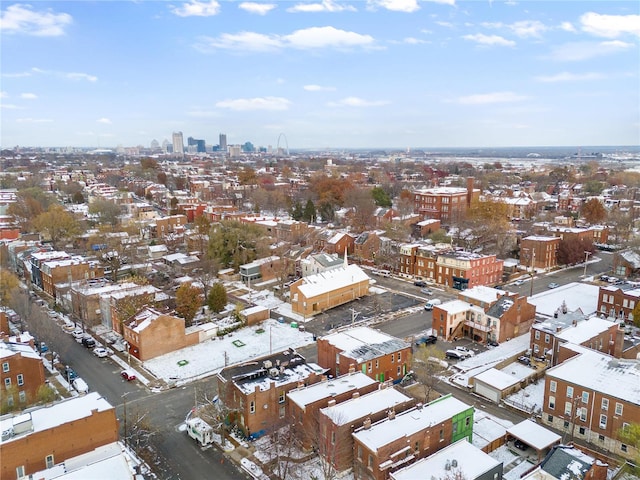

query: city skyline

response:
[1,0,639,149]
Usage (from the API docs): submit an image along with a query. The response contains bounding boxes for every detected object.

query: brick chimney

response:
[352,392,360,399]
[388,409,396,420]
[363,417,371,429]
[348,364,356,374]
[328,399,336,408]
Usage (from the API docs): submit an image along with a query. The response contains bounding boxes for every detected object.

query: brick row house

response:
[542,344,639,461]
[597,283,640,324]
[0,342,45,410]
[520,236,561,271]
[436,251,504,291]
[351,394,474,480]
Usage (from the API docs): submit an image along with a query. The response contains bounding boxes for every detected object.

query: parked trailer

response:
[186,417,214,446]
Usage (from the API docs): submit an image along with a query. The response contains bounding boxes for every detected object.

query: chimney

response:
[348,364,355,374]
[388,409,396,420]
[352,392,360,399]
[466,177,475,206]
[328,399,336,408]
[363,418,371,430]
[297,380,304,389]
[321,375,328,382]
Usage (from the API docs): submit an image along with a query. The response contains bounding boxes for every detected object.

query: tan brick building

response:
[318,385,415,472]
[122,307,199,361]
[216,349,327,439]
[352,395,474,480]
[287,370,379,450]
[0,342,45,410]
[317,327,412,383]
[0,392,118,479]
[542,345,639,460]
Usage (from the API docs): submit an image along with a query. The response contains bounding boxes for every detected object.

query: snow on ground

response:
[488,445,519,469]
[144,318,315,384]
[503,458,536,480]
[503,378,546,415]
[473,409,514,450]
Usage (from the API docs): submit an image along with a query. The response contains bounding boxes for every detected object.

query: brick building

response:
[351,394,474,480]
[216,349,327,439]
[413,178,480,224]
[0,392,118,479]
[122,307,199,361]
[520,236,561,271]
[317,326,412,383]
[597,283,640,323]
[435,251,504,290]
[412,244,452,283]
[542,345,639,460]
[318,385,415,473]
[0,342,45,409]
[287,370,379,450]
[149,214,187,238]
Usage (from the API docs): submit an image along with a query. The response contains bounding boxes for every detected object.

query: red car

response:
[121,369,136,381]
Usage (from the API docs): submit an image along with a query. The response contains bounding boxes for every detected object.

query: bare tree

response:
[262,424,302,480]
[412,345,448,403]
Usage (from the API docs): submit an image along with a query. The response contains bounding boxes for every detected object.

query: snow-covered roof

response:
[523,235,558,242]
[0,341,40,361]
[459,286,504,305]
[474,367,523,391]
[353,395,472,451]
[527,283,599,317]
[619,250,640,269]
[321,327,409,362]
[287,371,377,408]
[320,386,412,426]
[391,439,500,480]
[546,345,640,404]
[439,299,477,315]
[414,186,468,195]
[555,316,616,345]
[0,392,113,446]
[507,420,561,450]
[296,264,369,298]
[241,305,268,316]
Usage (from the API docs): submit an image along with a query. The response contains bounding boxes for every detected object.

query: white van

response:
[72,378,89,395]
[424,299,442,311]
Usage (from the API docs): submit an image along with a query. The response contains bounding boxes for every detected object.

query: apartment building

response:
[351,394,474,480]
[318,385,415,472]
[520,236,561,271]
[436,251,504,290]
[542,345,639,460]
[413,178,480,224]
[0,342,45,409]
[597,283,640,324]
[216,349,327,439]
[412,244,452,283]
[317,327,412,383]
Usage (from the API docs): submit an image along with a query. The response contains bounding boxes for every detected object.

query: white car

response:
[514,279,525,286]
[72,329,84,340]
[93,347,109,358]
[454,346,475,357]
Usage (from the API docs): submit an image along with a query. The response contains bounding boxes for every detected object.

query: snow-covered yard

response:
[503,377,546,415]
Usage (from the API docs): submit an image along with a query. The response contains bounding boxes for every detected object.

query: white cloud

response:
[16,118,53,123]
[0,3,72,36]
[20,93,37,100]
[580,12,640,39]
[367,0,420,13]
[547,41,633,62]
[303,84,336,92]
[238,2,276,15]
[97,118,112,124]
[31,67,97,82]
[0,104,24,110]
[463,33,515,47]
[560,21,576,33]
[284,26,375,49]
[171,0,220,17]
[436,21,454,28]
[327,96,390,107]
[1,71,32,78]
[402,37,426,44]
[534,72,605,83]
[196,31,283,52]
[216,96,291,111]
[457,91,527,105]
[287,1,356,13]
[0,91,8,98]
[509,20,547,38]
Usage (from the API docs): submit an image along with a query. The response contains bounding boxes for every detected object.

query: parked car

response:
[517,355,531,366]
[487,340,500,347]
[424,299,442,310]
[514,439,529,450]
[454,346,474,357]
[414,280,427,287]
[72,329,84,341]
[62,322,76,333]
[72,377,89,394]
[548,282,560,289]
[514,279,525,286]
[420,288,433,295]
[415,335,437,347]
[445,349,464,360]
[63,366,78,382]
[81,336,96,348]
[93,347,109,358]
[121,369,137,381]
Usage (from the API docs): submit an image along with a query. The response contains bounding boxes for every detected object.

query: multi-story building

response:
[520,236,561,271]
[413,178,480,224]
[287,370,379,450]
[299,253,343,277]
[219,133,227,153]
[435,251,504,290]
[172,131,184,155]
[597,283,640,324]
[413,244,452,283]
[216,349,327,439]
[398,244,420,277]
[318,385,415,473]
[530,315,624,367]
[542,345,639,460]
[0,392,118,479]
[523,444,608,480]
[317,326,412,383]
[40,256,103,299]
[352,394,474,480]
[0,342,45,410]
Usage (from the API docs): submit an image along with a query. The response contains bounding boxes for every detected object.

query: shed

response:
[507,419,561,460]
[240,305,270,326]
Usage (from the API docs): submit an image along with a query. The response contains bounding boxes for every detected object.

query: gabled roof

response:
[540,445,595,479]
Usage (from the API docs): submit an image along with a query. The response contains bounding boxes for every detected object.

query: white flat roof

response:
[320,387,412,426]
[287,372,376,408]
[297,264,369,298]
[528,283,599,317]
[507,420,560,450]
[474,368,522,391]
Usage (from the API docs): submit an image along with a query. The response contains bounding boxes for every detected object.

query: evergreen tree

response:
[303,199,316,222]
[208,282,228,313]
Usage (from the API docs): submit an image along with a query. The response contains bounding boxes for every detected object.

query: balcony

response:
[465,320,492,332]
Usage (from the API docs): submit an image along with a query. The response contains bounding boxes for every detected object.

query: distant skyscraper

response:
[219,133,227,153]
[172,131,184,155]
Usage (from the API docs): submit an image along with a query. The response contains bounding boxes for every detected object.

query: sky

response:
[1,0,639,149]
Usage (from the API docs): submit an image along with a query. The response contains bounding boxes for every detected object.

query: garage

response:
[507,420,561,461]
[473,368,520,403]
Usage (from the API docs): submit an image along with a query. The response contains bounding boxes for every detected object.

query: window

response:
[465,416,471,427]
[368,454,373,469]
[16,466,25,478]
[623,422,630,433]
[564,420,570,428]
[4,378,10,388]
[547,414,553,422]
[2,362,8,373]
[579,408,586,421]
[17,374,23,386]
[6,395,13,407]
[250,401,255,414]
[582,391,589,404]
[535,330,540,340]
[567,386,574,398]
[599,414,607,429]
[46,454,54,469]
[615,403,623,416]
[397,366,401,376]
[598,434,604,442]
[368,362,372,373]
[391,354,395,363]
[331,431,336,445]
[545,334,550,343]
[357,446,362,460]
[601,398,609,411]
[439,429,444,441]
[621,444,628,453]
[565,401,572,416]
[579,427,586,435]
[398,352,401,362]
[414,441,419,453]
[18,391,25,403]
[550,380,557,393]
[375,359,379,369]
[278,391,285,404]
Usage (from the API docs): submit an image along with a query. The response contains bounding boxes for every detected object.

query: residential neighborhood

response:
[1,145,640,480]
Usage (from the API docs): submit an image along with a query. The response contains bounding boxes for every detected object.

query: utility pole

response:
[529,249,536,297]
[583,251,592,278]
[122,392,129,448]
